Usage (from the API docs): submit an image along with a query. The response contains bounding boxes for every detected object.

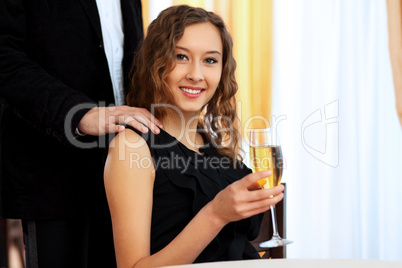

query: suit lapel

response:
[120,0,144,93]
[120,0,136,42]
[79,0,103,43]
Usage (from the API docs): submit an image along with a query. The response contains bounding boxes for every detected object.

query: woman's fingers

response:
[237,171,284,201]
[216,174,285,220]
[249,185,285,201]
[238,170,272,189]
[235,191,284,218]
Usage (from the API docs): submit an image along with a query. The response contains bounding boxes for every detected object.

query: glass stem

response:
[270,205,280,238]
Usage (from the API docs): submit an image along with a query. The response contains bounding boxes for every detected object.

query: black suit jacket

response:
[0,0,143,219]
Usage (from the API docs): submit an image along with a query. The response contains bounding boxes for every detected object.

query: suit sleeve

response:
[0,0,96,144]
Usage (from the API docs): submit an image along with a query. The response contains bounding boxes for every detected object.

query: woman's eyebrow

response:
[176,46,222,55]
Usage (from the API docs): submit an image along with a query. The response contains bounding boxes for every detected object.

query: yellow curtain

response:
[143,0,274,131]
[230,0,273,131]
[173,0,210,7]
[141,0,150,33]
[386,0,402,127]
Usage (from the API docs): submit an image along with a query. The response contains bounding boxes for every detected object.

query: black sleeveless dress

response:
[127,127,262,263]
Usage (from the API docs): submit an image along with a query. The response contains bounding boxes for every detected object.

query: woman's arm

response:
[104,130,155,268]
[104,130,284,268]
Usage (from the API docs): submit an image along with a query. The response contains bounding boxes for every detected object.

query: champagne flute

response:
[249,128,293,248]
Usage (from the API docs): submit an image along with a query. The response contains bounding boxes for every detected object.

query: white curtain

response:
[149,0,172,21]
[273,0,402,261]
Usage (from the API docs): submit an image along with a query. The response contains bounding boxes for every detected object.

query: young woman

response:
[104,5,284,268]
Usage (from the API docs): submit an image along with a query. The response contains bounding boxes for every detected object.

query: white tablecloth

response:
[160,259,402,268]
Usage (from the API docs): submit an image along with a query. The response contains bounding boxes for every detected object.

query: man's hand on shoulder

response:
[77,106,163,136]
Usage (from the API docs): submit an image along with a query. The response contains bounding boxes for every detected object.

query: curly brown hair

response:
[127,5,242,162]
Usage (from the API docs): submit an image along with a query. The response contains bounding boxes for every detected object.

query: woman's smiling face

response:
[166,22,223,116]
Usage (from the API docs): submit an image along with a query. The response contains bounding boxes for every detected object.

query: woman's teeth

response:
[180,87,202,94]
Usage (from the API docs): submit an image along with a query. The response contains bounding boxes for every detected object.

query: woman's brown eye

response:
[205,58,217,64]
[176,54,188,61]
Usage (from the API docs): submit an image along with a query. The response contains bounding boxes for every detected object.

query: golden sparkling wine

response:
[250,146,283,189]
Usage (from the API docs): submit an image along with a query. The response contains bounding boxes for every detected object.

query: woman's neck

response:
[162,111,204,153]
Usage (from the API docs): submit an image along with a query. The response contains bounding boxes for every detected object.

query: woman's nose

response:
[186,63,204,82]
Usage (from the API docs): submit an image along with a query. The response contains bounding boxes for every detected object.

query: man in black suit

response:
[0,1,161,267]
